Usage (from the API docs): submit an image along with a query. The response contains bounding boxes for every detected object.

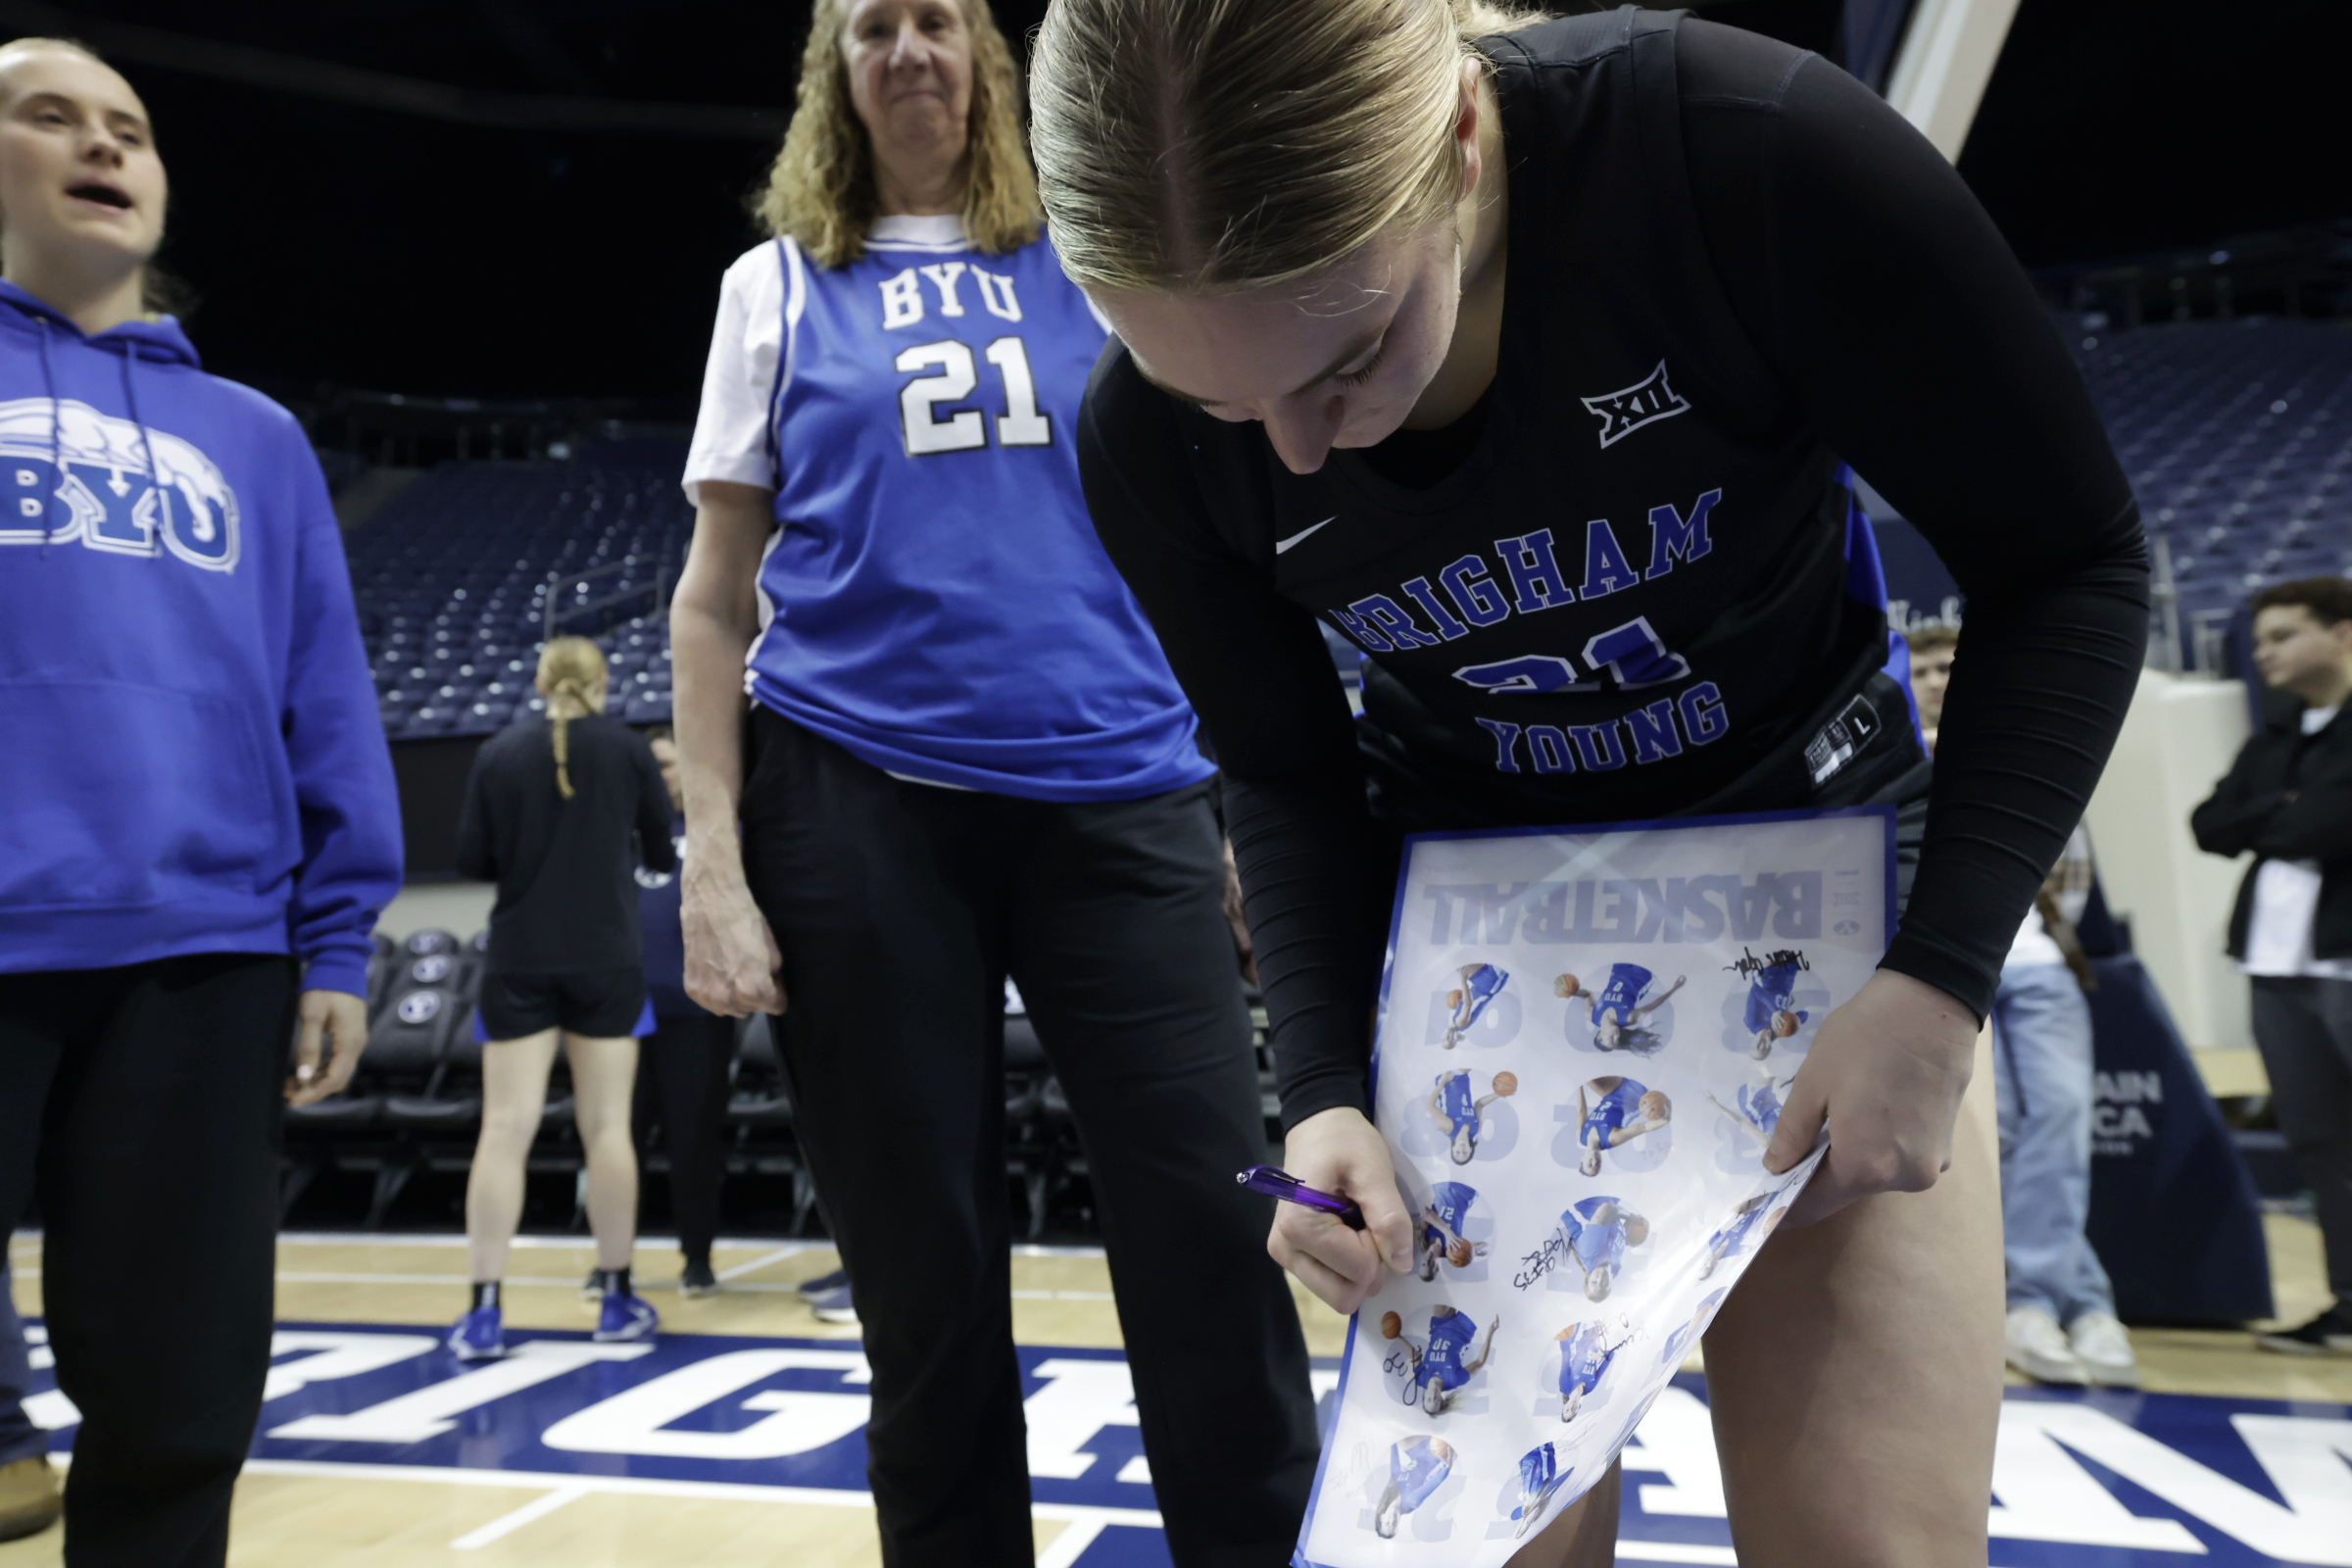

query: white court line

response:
[714,1246,808,1282]
[1615,1544,1738,1565]
[18,1228,1116,1261]
[450,1483,589,1549]
[263,1233,1116,1261]
[234,1458,1164,1527]
[1037,1516,1106,1568]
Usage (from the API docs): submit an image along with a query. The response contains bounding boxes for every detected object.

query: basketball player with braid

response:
[450,636,675,1356]
[1033,1,2148,1560]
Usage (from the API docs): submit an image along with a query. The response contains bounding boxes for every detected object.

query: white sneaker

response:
[2006,1304,2087,1386]
[2068,1311,2141,1388]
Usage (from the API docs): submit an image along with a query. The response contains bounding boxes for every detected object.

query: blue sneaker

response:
[809,1282,858,1325]
[594,1291,660,1344]
[448,1306,505,1361]
[797,1267,849,1298]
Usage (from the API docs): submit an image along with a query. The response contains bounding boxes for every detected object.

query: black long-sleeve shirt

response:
[455,712,676,975]
[2191,702,2352,958]
[1077,11,2149,1129]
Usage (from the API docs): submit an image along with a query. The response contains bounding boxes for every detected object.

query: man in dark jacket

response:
[2192,576,2352,1354]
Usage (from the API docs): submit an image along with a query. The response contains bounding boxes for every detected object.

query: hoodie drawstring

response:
[34,317,59,557]
[117,340,167,554]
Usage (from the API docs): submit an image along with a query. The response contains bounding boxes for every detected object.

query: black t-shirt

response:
[1077,11,2149,1129]
[455,712,678,976]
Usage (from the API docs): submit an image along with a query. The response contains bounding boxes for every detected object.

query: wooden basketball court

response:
[4,1215,2347,1566]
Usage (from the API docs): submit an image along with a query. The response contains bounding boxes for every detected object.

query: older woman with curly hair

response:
[666,2,1318,1561]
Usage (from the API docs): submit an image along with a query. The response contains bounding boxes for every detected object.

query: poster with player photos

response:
[1293,808,1888,1568]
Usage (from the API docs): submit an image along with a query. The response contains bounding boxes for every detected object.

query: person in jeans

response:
[0,1260,61,1542]
[1916,637,2136,1383]
[0,38,400,1565]
[2192,576,2352,1354]
[1989,830,2137,1385]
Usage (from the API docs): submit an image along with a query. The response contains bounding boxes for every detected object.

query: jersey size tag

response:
[1802,694,1882,787]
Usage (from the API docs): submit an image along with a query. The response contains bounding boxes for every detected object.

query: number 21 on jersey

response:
[896,337,1051,457]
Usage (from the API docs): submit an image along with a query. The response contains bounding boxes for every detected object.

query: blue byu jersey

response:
[1581,1078,1647,1144]
[1558,1322,1619,1396]
[1743,959,1806,1033]
[1424,1181,1477,1247]
[1420,1310,1479,1390]
[1450,963,1508,1029]
[1564,1198,1634,1274]
[1391,1438,1451,1511]
[1515,1444,1560,1514]
[1592,962,1653,1026]
[1738,1080,1785,1135]
[735,222,1212,801]
[1435,1070,1482,1138]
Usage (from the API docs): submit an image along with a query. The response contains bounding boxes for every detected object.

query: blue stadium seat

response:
[344,462,694,739]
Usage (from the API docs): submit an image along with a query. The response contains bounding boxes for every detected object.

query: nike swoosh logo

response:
[1275,516,1337,555]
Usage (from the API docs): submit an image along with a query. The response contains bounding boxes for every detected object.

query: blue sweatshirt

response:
[0,281,402,997]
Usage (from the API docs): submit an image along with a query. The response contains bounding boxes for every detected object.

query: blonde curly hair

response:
[754,0,1040,269]
[1031,0,1548,295]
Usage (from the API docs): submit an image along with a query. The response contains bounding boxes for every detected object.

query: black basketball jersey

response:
[1077,10,2147,1124]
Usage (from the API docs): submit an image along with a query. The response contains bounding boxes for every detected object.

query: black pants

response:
[2250,975,2352,1298]
[0,953,294,1568]
[636,1011,735,1265]
[740,711,1318,1568]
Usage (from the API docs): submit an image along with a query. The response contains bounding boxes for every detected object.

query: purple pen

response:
[1237,1164,1367,1230]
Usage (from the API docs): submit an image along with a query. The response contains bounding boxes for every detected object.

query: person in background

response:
[0,38,400,1564]
[1990,829,2137,1386]
[450,636,676,1358]
[633,725,737,1298]
[2191,576,2352,1355]
[1907,623,1957,751]
[0,1260,60,1543]
[1911,630,2137,1386]
[669,1,1314,1559]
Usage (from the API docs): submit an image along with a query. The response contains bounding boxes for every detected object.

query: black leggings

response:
[0,953,294,1568]
[636,1011,735,1265]
[739,710,1318,1568]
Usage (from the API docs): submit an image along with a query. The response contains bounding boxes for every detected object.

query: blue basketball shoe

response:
[594,1291,660,1344]
[448,1306,505,1361]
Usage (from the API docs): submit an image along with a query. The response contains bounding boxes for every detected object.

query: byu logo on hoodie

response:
[0,396,240,570]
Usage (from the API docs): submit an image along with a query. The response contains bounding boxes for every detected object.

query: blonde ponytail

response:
[535,637,608,801]
[1031,0,1548,296]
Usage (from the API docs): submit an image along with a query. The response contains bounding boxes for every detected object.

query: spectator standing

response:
[0,1259,60,1542]
[0,38,400,1565]
[1908,623,1957,750]
[2191,577,2352,1355]
[669,2,1317,1560]
[633,725,736,1298]
[1913,631,2137,1385]
[1989,831,2138,1385]
[449,637,676,1357]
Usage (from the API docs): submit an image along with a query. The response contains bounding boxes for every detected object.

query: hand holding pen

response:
[1238,1163,1367,1230]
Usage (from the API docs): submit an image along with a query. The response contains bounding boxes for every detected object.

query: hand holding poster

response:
[1294,808,1891,1566]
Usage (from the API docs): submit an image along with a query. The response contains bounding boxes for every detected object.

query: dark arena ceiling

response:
[11,0,2345,403]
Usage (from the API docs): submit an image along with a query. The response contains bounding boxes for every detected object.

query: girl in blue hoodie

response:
[0,38,400,1565]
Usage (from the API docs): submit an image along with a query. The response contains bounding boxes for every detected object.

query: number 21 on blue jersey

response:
[895,337,1051,457]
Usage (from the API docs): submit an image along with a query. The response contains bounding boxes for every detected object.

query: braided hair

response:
[535,636,608,800]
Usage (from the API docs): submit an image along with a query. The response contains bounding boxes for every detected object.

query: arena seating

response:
[286,932,1278,1237]
[2069,317,2352,621]
[347,461,692,741]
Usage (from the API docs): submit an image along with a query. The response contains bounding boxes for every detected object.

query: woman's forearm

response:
[668,489,773,881]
